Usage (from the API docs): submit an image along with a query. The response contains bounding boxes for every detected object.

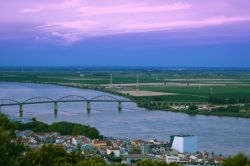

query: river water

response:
[0,82,249,155]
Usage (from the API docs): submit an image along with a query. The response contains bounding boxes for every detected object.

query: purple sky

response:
[1,0,250,66]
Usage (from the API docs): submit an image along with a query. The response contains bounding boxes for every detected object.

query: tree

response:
[76,157,106,166]
[15,121,102,139]
[72,125,85,135]
[188,105,198,110]
[17,144,82,166]
[0,113,25,166]
[137,159,179,166]
[222,153,250,166]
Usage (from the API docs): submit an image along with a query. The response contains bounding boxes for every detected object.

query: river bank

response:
[1,80,250,119]
[40,82,250,119]
[1,82,250,155]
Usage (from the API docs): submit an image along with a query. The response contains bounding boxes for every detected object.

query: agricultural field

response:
[0,67,250,104]
[138,85,250,102]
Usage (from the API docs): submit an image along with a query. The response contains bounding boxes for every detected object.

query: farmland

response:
[0,67,250,118]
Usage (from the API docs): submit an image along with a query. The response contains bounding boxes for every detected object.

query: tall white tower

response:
[171,135,197,153]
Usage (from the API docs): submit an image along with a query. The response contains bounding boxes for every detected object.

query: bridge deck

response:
[3,95,244,107]
[0,100,132,107]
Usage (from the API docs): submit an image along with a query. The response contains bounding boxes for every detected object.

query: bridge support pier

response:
[87,100,91,114]
[19,104,23,117]
[118,101,122,112]
[54,102,58,119]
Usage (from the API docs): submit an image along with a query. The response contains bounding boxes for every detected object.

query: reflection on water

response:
[0,82,250,155]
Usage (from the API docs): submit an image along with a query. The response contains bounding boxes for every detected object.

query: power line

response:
[136,74,139,93]
[110,73,113,88]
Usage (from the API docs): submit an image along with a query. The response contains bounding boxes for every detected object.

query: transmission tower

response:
[136,74,140,93]
[110,74,113,88]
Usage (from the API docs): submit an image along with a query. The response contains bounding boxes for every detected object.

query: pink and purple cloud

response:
[1,0,250,44]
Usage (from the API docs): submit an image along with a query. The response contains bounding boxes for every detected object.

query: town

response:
[15,130,223,165]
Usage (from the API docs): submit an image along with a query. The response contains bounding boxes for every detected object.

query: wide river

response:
[0,82,249,155]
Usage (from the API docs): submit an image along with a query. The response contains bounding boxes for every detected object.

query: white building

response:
[166,155,180,163]
[171,135,197,153]
[106,147,120,157]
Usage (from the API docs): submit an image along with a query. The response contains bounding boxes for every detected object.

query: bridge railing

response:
[22,97,55,104]
[58,95,87,102]
[0,95,132,118]
[0,99,20,106]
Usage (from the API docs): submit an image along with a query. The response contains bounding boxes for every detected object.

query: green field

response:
[139,85,250,102]
[1,67,250,102]
[0,71,160,84]
[1,67,250,118]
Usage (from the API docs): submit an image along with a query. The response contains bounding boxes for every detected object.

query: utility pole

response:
[210,88,213,95]
[110,74,113,88]
[136,74,139,93]
[21,65,24,73]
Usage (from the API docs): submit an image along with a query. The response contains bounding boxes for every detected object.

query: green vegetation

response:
[0,113,107,166]
[16,118,102,139]
[0,69,160,85]
[1,67,250,85]
[208,97,250,105]
[0,114,25,166]
[222,153,250,166]
[17,144,85,166]
[1,67,250,118]
[136,160,179,166]
[106,153,122,163]
[1,113,250,165]
[140,85,250,103]
[16,144,180,166]
[0,113,178,166]
[136,100,250,118]
[136,95,208,102]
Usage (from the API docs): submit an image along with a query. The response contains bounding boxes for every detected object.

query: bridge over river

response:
[0,95,132,118]
[0,94,212,119]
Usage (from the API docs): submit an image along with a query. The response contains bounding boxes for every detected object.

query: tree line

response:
[16,118,102,139]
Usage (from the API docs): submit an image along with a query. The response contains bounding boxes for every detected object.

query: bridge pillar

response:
[54,102,58,119]
[87,100,91,114]
[118,101,122,112]
[19,104,23,117]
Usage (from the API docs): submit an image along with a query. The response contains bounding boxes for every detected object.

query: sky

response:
[0,0,250,67]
